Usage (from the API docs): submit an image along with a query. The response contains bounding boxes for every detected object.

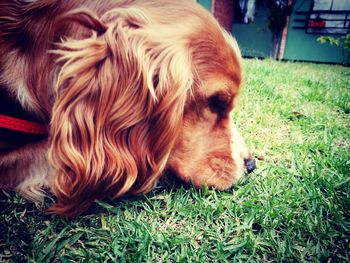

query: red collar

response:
[0,88,48,152]
[0,114,47,135]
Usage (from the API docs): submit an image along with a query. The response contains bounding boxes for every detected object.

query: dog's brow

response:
[214,91,232,101]
[207,87,234,101]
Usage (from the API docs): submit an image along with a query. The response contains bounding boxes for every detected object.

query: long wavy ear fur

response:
[48,7,193,216]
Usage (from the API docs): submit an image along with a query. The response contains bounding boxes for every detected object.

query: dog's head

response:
[48,0,254,216]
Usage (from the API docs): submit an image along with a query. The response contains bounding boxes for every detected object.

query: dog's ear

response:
[48,8,193,216]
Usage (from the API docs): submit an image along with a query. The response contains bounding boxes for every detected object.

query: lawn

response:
[1,59,349,262]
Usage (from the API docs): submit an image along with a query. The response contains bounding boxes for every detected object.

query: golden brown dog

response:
[0,0,255,216]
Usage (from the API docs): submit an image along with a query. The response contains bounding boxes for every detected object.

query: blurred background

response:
[197,0,350,65]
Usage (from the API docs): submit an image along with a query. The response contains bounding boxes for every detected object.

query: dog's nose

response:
[244,158,256,174]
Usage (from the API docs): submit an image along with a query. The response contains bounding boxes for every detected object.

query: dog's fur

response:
[0,0,253,216]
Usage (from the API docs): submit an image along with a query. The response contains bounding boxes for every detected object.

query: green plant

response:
[257,0,293,58]
[317,33,350,65]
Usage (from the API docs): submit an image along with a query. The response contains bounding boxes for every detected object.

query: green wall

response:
[197,0,212,11]
[232,7,273,58]
[283,0,347,64]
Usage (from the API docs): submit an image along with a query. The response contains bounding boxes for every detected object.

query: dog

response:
[0,0,255,216]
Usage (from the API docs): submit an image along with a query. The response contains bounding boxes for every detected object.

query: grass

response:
[1,59,349,262]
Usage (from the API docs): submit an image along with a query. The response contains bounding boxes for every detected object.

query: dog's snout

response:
[244,158,256,174]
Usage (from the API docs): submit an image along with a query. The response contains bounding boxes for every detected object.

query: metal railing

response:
[292,10,350,34]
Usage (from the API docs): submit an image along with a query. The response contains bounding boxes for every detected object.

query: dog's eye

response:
[208,93,230,115]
